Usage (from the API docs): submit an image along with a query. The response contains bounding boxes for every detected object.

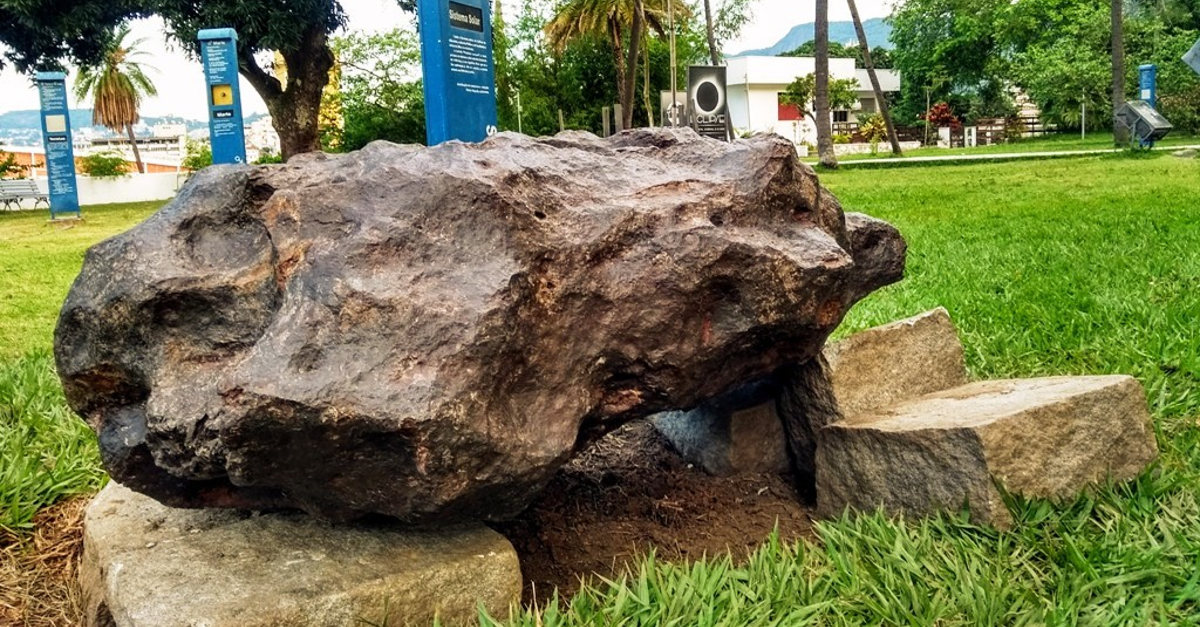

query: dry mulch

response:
[1,496,91,626]
[494,420,817,604]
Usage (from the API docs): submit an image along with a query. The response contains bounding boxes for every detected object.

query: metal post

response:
[1081,97,1086,140]
[516,89,523,134]
[924,86,931,146]
[668,0,677,126]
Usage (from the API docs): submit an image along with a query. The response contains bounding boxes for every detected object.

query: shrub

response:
[921,102,962,130]
[77,152,129,178]
[858,114,889,154]
[182,139,212,171]
[1,151,22,178]
[253,150,283,165]
[833,133,852,144]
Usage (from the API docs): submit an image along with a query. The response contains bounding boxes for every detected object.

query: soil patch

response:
[494,420,816,604]
[1,496,91,626]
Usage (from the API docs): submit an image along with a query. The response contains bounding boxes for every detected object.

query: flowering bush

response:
[920,102,962,130]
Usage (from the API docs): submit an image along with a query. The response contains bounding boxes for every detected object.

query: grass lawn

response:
[2,153,1200,623]
[1,202,161,531]
[803,131,1200,163]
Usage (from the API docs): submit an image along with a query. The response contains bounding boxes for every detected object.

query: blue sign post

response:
[36,72,81,220]
[417,0,498,144]
[1138,64,1157,109]
[198,28,247,164]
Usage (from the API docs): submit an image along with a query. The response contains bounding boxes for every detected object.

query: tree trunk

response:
[237,25,334,159]
[814,0,837,168]
[609,18,628,128]
[125,124,145,174]
[847,0,901,156]
[704,0,735,139]
[703,0,719,65]
[621,0,646,129]
[643,39,655,127]
[1111,0,1126,145]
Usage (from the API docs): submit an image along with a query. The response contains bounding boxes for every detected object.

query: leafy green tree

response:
[1005,0,1112,129]
[73,24,157,174]
[700,0,752,64]
[330,28,425,149]
[887,0,1013,123]
[780,74,858,120]
[0,0,407,160]
[1131,0,1200,32]
[182,138,212,171]
[781,40,894,68]
[78,151,131,178]
[1126,19,1200,133]
[492,0,713,134]
[545,0,681,129]
[1,150,23,178]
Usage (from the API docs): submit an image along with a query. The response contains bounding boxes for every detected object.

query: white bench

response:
[0,179,50,211]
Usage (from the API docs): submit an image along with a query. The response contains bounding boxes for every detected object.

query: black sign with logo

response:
[449,1,484,32]
[687,66,729,141]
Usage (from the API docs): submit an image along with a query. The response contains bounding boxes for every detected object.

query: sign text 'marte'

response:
[198,28,248,165]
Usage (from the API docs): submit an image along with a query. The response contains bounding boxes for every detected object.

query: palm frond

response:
[73,22,158,133]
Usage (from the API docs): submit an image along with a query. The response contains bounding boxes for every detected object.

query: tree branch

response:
[238,47,283,101]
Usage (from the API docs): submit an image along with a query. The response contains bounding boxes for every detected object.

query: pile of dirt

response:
[494,420,816,603]
[0,496,90,626]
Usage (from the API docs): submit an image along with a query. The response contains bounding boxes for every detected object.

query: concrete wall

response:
[833,141,923,156]
[34,172,183,206]
[3,146,188,178]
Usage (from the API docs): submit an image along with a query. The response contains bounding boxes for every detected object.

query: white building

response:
[244,117,281,160]
[87,122,188,165]
[724,56,901,145]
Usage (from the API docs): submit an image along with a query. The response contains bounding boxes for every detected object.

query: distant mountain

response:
[0,108,95,131]
[0,109,268,145]
[731,17,892,57]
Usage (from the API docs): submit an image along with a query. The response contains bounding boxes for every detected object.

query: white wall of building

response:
[724,56,900,144]
[35,172,183,206]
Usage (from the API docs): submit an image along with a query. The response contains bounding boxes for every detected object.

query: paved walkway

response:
[829,144,1200,168]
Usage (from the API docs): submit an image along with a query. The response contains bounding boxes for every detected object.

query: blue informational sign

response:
[417,0,498,144]
[36,72,81,219]
[198,28,247,164]
[1138,64,1157,109]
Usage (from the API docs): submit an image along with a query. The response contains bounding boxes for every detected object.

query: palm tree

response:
[702,0,719,65]
[74,24,157,174]
[546,0,677,130]
[814,0,837,167]
[1111,0,1126,145]
[847,0,901,155]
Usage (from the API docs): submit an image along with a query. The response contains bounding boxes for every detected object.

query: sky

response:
[0,0,894,119]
